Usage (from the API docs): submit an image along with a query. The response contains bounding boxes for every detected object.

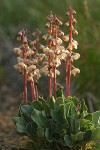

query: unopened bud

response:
[18,31,22,37]
[73,29,78,35]
[73,18,77,24]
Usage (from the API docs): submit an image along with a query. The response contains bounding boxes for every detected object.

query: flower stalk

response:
[66,7,73,97]
[20,30,28,104]
[30,79,36,100]
[48,17,53,97]
[65,7,79,97]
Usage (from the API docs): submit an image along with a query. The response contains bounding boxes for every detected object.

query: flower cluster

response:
[13,7,80,102]
[13,29,43,101]
[65,7,80,76]
[40,12,67,97]
[64,7,80,97]
[40,13,63,76]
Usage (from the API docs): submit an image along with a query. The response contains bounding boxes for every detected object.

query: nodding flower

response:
[71,68,80,76]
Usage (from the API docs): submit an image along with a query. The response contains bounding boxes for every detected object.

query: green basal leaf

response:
[20,105,33,121]
[26,122,37,139]
[80,99,88,117]
[54,97,64,111]
[37,127,44,138]
[56,88,63,98]
[39,97,50,115]
[47,96,55,109]
[75,120,80,133]
[92,111,100,127]
[12,117,26,133]
[55,122,67,135]
[70,118,76,133]
[83,130,92,142]
[13,95,100,149]
[69,102,76,117]
[55,123,62,134]
[65,102,72,117]
[31,109,47,128]
[12,116,25,124]
[47,119,56,134]
[64,96,72,104]
[84,113,93,121]
[92,127,100,141]
[71,96,79,106]
[71,131,85,142]
[45,127,54,142]
[45,128,49,140]
[94,142,100,150]
[64,135,72,147]
[80,119,91,129]
[32,100,44,111]
[51,104,66,124]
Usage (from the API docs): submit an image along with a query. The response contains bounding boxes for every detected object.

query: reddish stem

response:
[48,22,53,97]
[30,80,36,101]
[48,56,52,97]
[22,44,28,104]
[53,65,56,98]
[66,8,73,98]
[66,61,71,97]
[24,67,27,104]
[32,29,40,100]
[35,85,38,100]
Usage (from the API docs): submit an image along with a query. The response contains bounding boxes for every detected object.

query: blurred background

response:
[0,0,100,112]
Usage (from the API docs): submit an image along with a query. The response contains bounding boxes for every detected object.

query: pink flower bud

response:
[73,18,77,24]
[73,29,78,35]
[18,31,23,37]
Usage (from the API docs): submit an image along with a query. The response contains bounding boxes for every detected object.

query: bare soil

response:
[0,92,29,150]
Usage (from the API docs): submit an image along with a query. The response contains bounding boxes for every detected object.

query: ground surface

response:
[0,86,29,150]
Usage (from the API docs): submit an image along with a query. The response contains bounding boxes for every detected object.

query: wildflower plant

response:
[41,12,63,98]
[13,7,100,150]
[64,7,80,97]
